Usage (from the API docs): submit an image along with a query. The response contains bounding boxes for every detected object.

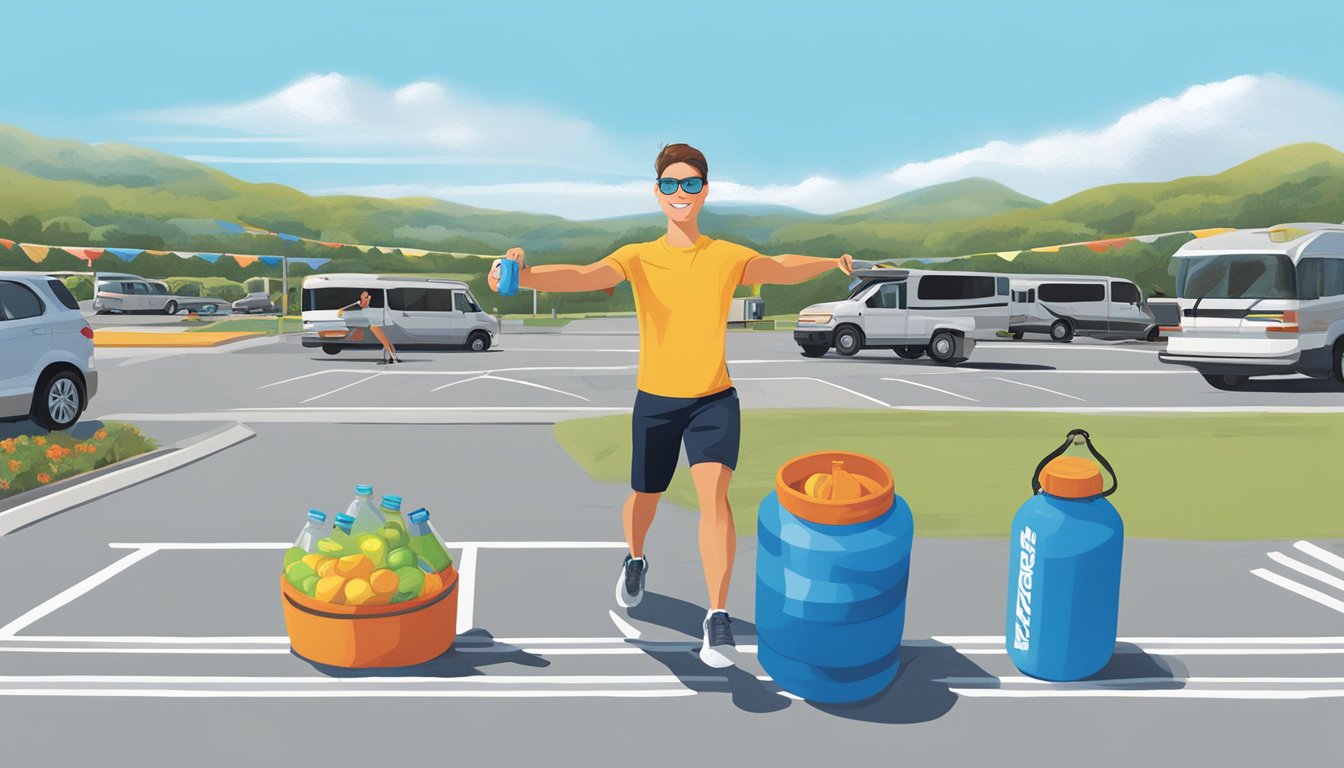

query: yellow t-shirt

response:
[601,235,763,398]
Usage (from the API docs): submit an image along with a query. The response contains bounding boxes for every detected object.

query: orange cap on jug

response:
[1038,456,1103,498]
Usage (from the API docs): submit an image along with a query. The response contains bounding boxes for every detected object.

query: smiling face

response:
[359,291,371,307]
[655,161,708,224]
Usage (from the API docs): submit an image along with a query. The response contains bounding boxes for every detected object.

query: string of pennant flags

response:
[0,237,333,270]
[941,226,1237,263]
[214,220,501,260]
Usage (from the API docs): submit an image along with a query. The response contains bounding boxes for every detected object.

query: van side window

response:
[1110,282,1140,304]
[1027,288,1035,303]
[453,292,476,313]
[131,282,149,295]
[1040,283,1105,303]
[1327,260,1344,296]
[917,275,996,300]
[0,280,45,321]
[996,277,1009,296]
[1298,258,1324,300]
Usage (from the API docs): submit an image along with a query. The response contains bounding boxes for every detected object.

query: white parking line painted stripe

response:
[0,675,726,686]
[0,548,156,639]
[951,688,1344,700]
[1268,552,1344,594]
[734,377,891,408]
[892,369,1190,377]
[109,541,629,550]
[455,544,478,636]
[299,373,383,404]
[882,377,978,402]
[0,647,291,655]
[257,370,334,389]
[429,374,488,392]
[989,376,1086,402]
[0,688,700,699]
[954,647,1344,656]
[482,375,591,402]
[932,635,1344,645]
[939,676,1344,686]
[1252,568,1344,615]
[1294,541,1344,574]
[3,636,290,644]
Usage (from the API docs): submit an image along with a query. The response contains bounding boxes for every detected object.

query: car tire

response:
[1050,320,1074,342]
[894,346,925,360]
[30,370,85,431]
[799,345,828,358]
[1202,373,1247,390]
[1332,337,1344,385]
[1010,332,1024,340]
[1146,325,1161,342]
[927,331,960,364]
[321,345,341,356]
[834,325,863,357]
[467,331,491,352]
[163,301,178,315]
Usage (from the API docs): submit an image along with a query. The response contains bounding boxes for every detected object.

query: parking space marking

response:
[1251,540,1344,616]
[949,687,1344,700]
[0,549,157,639]
[881,377,978,402]
[0,688,702,699]
[1267,552,1344,594]
[1296,541,1344,573]
[0,674,726,685]
[299,373,384,404]
[734,377,891,408]
[456,544,479,635]
[988,376,1086,402]
[430,373,590,401]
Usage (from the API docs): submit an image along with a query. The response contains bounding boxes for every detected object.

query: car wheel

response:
[1202,373,1247,390]
[1050,320,1074,342]
[894,346,925,360]
[1146,325,1161,342]
[799,345,828,358]
[467,331,491,352]
[163,301,178,315]
[1332,338,1344,385]
[927,331,960,364]
[834,325,863,357]
[31,370,85,431]
[321,345,341,356]
[1010,331,1024,340]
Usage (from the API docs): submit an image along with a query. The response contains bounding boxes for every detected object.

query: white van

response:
[793,269,985,363]
[1009,276,1158,342]
[301,274,499,354]
[1158,223,1344,388]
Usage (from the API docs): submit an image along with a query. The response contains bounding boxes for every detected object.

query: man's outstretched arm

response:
[492,247,624,294]
[741,253,853,286]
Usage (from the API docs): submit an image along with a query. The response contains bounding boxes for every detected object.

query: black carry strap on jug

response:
[1030,428,1118,497]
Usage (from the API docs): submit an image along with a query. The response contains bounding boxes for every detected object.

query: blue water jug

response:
[1006,429,1123,682]
[497,257,520,297]
[757,451,913,704]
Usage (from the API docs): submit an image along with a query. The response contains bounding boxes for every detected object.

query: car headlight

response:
[798,313,833,325]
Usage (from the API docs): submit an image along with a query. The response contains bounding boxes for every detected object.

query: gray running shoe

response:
[700,610,737,668]
[615,554,647,608]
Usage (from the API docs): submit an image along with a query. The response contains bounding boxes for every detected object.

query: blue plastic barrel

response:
[756,451,913,704]
[1006,431,1124,681]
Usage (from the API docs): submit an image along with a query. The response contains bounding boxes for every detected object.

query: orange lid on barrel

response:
[1038,456,1104,498]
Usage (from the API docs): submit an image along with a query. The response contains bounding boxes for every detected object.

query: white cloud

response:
[134,72,640,174]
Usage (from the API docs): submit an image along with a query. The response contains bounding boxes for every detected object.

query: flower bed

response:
[0,424,158,499]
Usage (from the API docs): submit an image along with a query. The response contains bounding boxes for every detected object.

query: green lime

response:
[284,561,317,590]
[301,575,319,596]
[387,546,416,570]
[393,567,424,602]
[283,546,306,568]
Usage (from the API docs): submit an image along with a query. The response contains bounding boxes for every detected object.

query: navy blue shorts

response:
[631,387,741,494]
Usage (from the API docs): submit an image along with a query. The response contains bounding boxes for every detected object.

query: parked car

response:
[1159,222,1344,388]
[232,292,279,315]
[0,273,97,430]
[1009,276,1159,342]
[93,275,228,315]
[300,274,499,354]
[793,268,981,363]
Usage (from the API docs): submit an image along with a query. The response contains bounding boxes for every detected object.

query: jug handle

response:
[1031,428,1118,497]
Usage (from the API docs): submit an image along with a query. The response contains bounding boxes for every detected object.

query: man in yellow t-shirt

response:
[492,143,851,668]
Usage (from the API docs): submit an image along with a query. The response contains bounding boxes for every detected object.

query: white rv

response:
[793,268,998,363]
[1009,276,1158,342]
[301,273,499,354]
[1158,223,1344,388]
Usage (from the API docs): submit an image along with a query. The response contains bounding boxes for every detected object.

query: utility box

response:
[728,297,765,325]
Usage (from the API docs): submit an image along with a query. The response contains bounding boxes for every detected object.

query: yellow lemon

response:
[314,576,346,604]
[344,578,374,606]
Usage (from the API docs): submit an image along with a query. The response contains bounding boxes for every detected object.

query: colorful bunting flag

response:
[1085,237,1134,253]
[301,258,332,269]
[400,248,430,258]
[996,251,1021,262]
[19,244,49,263]
[105,247,142,261]
[354,245,375,253]
[0,238,14,249]
[64,247,104,261]
[259,256,283,267]
[317,241,344,249]
[277,233,301,243]
[216,221,247,235]
[1191,227,1236,238]
[231,255,259,268]
[195,253,222,264]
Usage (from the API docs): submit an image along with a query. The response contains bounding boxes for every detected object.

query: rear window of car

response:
[0,280,46,321]
[47,279,81,310]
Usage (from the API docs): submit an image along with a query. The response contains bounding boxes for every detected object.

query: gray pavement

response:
[0,323,1342,766]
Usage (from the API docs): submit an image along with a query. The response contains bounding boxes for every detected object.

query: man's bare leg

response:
[623,491,660,558]
[690,462,735,610]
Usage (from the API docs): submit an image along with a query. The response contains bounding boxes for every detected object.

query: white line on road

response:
[1294,541,1344,574]
[881,377,978,402]
[0,688,701,699]
[0,425,255,537]
[1268,552,1344,594]
[108,541,629,550]
[1252,568,1344,615]
[734,377,891,408]
[455,544,478,636]
[299,372,383,404]
[988,376,1086,402]
[0,647,292,655]
[428,374,489,392]
[1003,343,1159,355]
[0,674,726,686]
[949,688,1344,700]
[954,647,1344,656]
[2,636,289,644]
[480,375,591,402]
[931,635,1344,645]
[940,676,1344,686]
[0,548,157,639]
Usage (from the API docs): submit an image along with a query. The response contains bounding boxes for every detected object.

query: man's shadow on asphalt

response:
[301,628,550,678]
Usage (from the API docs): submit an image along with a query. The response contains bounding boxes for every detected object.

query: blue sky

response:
[7,0,1344,218]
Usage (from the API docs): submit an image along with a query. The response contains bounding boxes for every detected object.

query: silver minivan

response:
[301,274,499,354]
[1009,276,1158,342]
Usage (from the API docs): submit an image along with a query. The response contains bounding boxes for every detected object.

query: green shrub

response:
[167,279,204,297]
[203,281,247,302]
[63,275,93,301]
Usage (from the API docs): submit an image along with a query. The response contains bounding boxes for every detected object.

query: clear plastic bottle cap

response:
[355,484,373,495]
[381,495,403,511]
[307,509,327,522]
[408,508,429,524]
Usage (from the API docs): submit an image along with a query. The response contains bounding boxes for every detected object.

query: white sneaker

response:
[699,610,737,668]
[615,555,647,608]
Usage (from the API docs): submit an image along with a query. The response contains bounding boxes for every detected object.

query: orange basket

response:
[280,565,459,668]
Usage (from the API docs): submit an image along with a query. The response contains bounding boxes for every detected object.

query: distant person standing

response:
[491,143,851,667]
[338,290,400,365]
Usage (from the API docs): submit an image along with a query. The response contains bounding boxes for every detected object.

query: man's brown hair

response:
[655,144,708,180]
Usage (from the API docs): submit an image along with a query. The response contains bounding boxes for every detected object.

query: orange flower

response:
[46,445,70,461]
[36,473,51,484]
[0,480,9,491]
[7,459,19,473]
[94,429,108,441]
[34,436,46,446]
